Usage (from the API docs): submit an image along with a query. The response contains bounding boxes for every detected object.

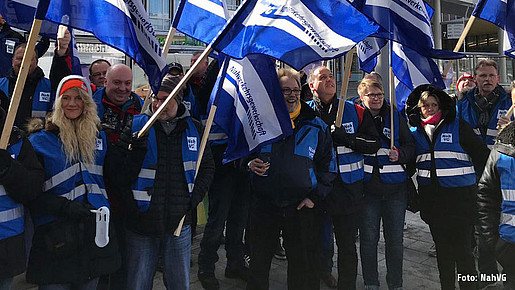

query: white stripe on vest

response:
[43,163,81,191]
[502,189,515,202]
[339,160,364,173]
[0,207,23,223]
[364,164,404,174]
[337,146,353,154]
[502,213,515,227]
[138,168,156,179]
[416,151,472,163]
[417,166,474,178]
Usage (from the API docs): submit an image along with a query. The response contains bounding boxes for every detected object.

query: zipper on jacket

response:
[296,127,312,145]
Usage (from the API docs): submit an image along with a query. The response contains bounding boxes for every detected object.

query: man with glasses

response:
[308,66,380,289]
[457,59,513,287]
[89,59,111,88]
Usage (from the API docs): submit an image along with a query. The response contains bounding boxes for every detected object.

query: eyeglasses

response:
[364,93,384,99]
[282,88,301,95]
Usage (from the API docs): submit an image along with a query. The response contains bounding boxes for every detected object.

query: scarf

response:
[474,86,501,137]
[421,111,442,141]
[289,103,301,129]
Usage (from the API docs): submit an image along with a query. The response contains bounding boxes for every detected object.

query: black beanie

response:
[159,74,184,104]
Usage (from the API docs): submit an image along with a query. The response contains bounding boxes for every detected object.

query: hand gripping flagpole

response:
[0,19,42,149]
[335,47,356,128]
[442,16,476,77]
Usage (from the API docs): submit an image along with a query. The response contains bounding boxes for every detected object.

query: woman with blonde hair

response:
[26,75,120,289]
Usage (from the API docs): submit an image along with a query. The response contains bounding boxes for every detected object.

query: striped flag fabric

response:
[473,0,515,58]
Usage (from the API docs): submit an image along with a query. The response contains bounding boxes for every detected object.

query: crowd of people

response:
[0,24,514,290]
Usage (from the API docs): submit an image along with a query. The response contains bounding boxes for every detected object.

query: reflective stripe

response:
[436,166,474,177]
[62,185,87,201]
[377,148,389,156]
[133,190,151,202]
[208,133,227,141]
[0,185,5,196]
[417,169,431,178]
[339,160,363,173]
[184,161,197,171]
[0,207,23,223]
[83,163,103,175]
[337,146,353,154]
[43,163,80,191]
[502,189,515,201]
[473,128,481,135]
[32,111,47,118]
[364,164,373,173]
[188,183,194,192]
[379,164,404,173]
[487,128,498,138]
[86,183,108,199]
[138,168,156,179]
[417,151,472,162]
[501,213,515,227]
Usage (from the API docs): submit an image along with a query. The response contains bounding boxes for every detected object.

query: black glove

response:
[0,149,13,176]
[62,200,94,220]
[117,115,148,150]
[331,124,354,148]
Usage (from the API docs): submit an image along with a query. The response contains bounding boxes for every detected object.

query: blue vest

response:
[131,114,200,212]
[335,101,364,184]
[28,131,110,226]
[411,119,476,187]
[458,90,512,148]
[497,153,515,243]
[364,111,406,184]
[183,84,200,120]
[0,77,53,119]
[0,139,23,240]
[0,31,22,78]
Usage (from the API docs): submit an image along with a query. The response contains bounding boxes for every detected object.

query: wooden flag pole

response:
[442,16,476,77]
[141,26,177,112]
[173,104,217,236]
[0,19,42,149]
[335,47,356,128]
[138,44,213,138]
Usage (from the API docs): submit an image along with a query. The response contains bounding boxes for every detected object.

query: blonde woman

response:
[26,75,120,289]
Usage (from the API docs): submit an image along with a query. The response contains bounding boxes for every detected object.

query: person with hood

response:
[0,43,54,130]
[478,121,515,289]
[0,106,44,290]
[26,75,120,289]
[405,84,489,290]
[105,74,215,290]
[246,68,337,290]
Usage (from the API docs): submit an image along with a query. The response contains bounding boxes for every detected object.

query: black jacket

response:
[25,128,120,285]
[478,121,515,248]
[406,84,490,226]
[0,129,44,279]
[249,101,336,207]
[106,105,215,237]
[312,96,381,215]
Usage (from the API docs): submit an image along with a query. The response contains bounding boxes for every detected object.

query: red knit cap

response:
[59,79,88,96]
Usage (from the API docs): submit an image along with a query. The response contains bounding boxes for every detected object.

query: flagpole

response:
[0,19,42,149]
[388,40,395,149]
[442,16,476,77]
[335,47,356,128]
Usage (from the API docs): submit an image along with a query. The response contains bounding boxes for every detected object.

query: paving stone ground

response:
[12,212,505,289]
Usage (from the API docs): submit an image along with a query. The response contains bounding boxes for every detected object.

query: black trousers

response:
[496,239,515,290]
[429,223,477,290]
[332,212,358,290]
[247,202,319,290]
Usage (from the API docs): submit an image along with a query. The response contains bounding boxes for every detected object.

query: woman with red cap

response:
[26,75,120,289]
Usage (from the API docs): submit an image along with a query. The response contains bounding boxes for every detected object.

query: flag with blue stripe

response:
[69,28,82,75]
[357,37,387,73]
[211,0,379,70]
[473,0,515,58]
[0,0,58,38]
[348,0,462,59]
[172,0,228,44]
[35,0,168,93]
[208,54,293,163]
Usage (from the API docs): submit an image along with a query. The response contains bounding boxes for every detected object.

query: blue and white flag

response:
[473,0,515,58]
[208,54,293,163]
[172,0,228,44]
[68,28,82,75]
[212,0,379,70]
[0,0,58,38]
[35,0,168,93]
[392,42,445,111]
[357,37,386,73]
[348,0,462,59]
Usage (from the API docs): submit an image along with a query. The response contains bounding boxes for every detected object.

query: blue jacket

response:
[411,118,476,187]
[250,102,337,207]
[130,113,200,212]
[498,153,515,243]
[28,130,110,226]
[458,87,512,148]
[0,139,23,241]
[0,76,53,118]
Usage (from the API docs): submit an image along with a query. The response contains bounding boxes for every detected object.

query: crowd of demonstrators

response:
[25,76,120,289]
[308,66,380,289]
[0,43,53,130]
[246,68,336,290]
[406,85,489,290]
